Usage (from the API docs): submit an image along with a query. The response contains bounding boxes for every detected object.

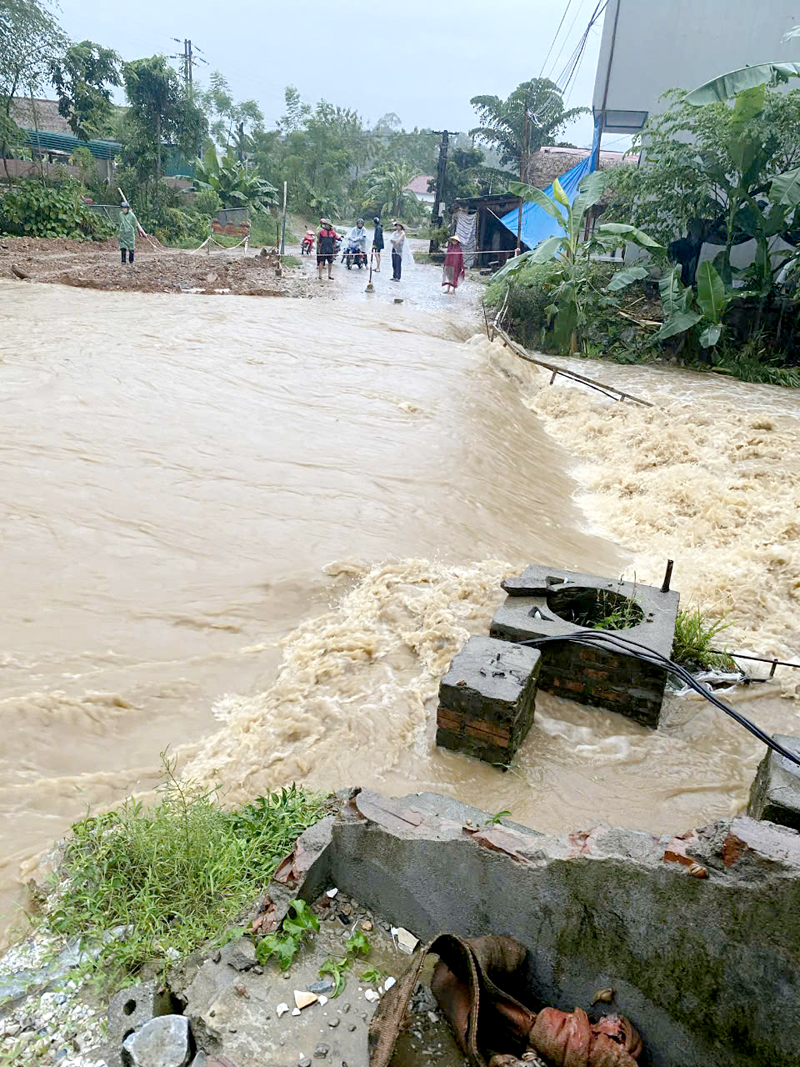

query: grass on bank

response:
[47,755,323,985]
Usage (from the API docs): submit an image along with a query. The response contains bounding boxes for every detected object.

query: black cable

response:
[518,629,800,768]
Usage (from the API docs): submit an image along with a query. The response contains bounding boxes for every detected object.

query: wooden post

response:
[517,95,530,252]
[280,181,288,256]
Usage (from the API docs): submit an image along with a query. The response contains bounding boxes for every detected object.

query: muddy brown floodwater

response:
[1,257,798,936]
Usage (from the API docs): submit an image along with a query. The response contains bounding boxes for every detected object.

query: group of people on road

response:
[313,216,416,283]
[311,217,465,291]
[117,197,466,294]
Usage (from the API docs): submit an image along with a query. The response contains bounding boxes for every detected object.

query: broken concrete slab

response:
[747,734,800,831]
[491,565,680,727]
[306,788,800,1067]
[436,635,541,764]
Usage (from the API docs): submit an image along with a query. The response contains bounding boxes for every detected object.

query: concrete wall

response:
[305,790,800,1067]
[593,0,800,131]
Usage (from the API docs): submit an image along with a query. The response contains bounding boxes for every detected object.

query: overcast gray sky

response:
[59,0,612,150]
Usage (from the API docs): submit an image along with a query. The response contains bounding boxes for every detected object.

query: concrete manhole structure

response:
[490,565,680,728]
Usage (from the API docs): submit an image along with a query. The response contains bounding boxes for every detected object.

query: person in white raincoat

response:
[389,221,414,281]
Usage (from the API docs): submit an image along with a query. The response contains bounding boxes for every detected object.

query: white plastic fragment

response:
[364,989,380,1003]
[384,976,396,990]
[276,1003,289,1017]
[318,996,328,1006]
[326,888,339,898]
[291,1008,301,1016]
[294,990,318,1010]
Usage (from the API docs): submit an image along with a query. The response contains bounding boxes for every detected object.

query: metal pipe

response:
[661,559,673,593]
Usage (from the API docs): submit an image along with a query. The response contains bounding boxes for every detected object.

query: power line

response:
[547,0,590,81]
[559,0,608,97]
[539,0,576,79]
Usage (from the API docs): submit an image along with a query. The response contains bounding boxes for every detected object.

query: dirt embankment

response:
[0,237,315,298]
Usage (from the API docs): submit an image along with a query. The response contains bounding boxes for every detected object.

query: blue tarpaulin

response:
[498,153,593,251]
[499,117,603,252]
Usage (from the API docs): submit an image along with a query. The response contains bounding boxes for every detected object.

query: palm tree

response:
[362,162,421,219]
[470,78,587,171]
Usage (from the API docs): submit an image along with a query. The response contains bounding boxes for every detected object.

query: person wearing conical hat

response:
[441,234,465,294]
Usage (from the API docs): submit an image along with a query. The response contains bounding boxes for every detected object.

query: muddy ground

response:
[0,237,318,298]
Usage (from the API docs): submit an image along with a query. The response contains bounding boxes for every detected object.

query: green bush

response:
[486,260,657,361]
[48,756,324,984]
[0,179,114,240]
[193,186,222,216]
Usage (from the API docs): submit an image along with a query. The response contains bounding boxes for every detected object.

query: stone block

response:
[123,1015,192,1067]
[106,980,176,1067]
[490,564,680,728]
[748,735,800,831]
[436,635,541,764]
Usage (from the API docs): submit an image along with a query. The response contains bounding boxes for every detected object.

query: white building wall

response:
[594,0,800,131]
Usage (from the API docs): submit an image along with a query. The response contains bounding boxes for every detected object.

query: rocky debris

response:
[748,734,800,831]
[221,939,257,972]
[123,1014,192,1067]
[0,239,316,298]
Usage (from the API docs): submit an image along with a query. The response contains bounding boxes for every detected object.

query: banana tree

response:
[654,261,740,349]
[495,172,661,353]
[187,147,277,214]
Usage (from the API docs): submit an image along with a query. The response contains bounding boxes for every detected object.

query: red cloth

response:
[442,242,465,288]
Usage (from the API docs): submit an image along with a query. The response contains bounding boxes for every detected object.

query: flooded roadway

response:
[1,252,798,932]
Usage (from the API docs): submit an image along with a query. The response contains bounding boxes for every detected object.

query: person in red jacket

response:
[317,219,338,281]
[441,234,465,294]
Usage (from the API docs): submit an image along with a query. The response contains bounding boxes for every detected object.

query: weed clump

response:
[48,756,323,984]
[672,608,734,670]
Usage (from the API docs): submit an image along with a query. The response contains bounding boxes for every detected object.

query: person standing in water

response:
[119,202,144,265]
[372,216,384,272]
[317,218,338,281]
[390,221,407,281]
[441,234,465,294]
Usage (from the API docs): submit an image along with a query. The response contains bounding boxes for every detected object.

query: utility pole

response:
[170,38,207,93]
[517,92,531,252]
[238,121,245,163]
[430,129,454,254]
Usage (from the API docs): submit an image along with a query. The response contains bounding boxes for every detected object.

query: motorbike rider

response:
[347,219,369,262]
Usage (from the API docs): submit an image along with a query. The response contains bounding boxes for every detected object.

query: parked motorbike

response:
[342,241,368,269]
[301,231,315,255]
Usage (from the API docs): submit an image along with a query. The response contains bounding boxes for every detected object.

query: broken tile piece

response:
[393,927,419,954]
[294,990,319,1010]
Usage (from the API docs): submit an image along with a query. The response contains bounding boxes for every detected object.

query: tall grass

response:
[672,608,734,670]
[47,756,323,984]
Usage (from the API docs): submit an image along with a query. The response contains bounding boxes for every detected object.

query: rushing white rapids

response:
[1,268,798,935]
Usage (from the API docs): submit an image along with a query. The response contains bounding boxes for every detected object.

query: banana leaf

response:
[685,63,800,105]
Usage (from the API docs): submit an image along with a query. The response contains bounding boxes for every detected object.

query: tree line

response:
[0,0,587,242]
